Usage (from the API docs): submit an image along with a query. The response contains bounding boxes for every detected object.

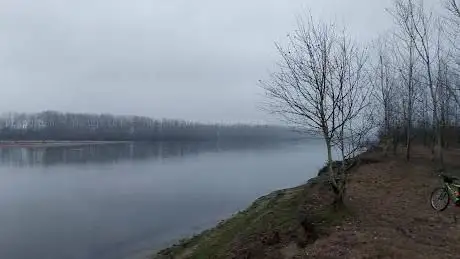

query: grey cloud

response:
[1,0,399,123]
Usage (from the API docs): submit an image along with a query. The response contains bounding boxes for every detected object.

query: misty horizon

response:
[0,110,286,126]
[0,0,398,124]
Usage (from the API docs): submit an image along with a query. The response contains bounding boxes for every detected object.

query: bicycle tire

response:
[430,187,450,211]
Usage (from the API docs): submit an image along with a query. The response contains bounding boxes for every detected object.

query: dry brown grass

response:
[302,147,460,258]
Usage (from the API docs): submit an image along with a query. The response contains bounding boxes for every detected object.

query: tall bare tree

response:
[444,0,460,111]
[260,17,369,205]
[390,0,444,164]
[398,37,417,160]
[370,37,396,156]
[386,1,420,160]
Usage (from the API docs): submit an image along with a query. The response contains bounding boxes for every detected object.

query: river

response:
[0,140,326,259]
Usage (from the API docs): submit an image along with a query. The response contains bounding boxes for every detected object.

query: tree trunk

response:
[423,125,428,147]
[437,128,444,168]
[392,128,398,155]
[406,108,412,161]
[406,133,411,161]
[431,124,436,159]
[325,139,343,206]
[326,139,335,186]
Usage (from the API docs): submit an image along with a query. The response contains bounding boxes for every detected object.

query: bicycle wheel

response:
[430,187,450,211]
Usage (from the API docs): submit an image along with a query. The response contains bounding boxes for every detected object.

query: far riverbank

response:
[0,140,131,148]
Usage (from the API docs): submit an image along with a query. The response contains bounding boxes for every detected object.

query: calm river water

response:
[0,140,326,259]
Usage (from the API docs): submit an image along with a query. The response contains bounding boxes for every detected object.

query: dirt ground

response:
[301,147,460,258]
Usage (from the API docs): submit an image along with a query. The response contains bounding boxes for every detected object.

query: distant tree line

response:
[0,111,300,141]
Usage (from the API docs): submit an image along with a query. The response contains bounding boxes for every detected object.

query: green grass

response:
[154,187,305,258]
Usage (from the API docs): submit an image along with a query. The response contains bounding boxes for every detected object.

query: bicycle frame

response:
[444,182,460,199]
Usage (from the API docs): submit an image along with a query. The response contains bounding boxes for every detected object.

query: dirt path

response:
[306,149,460,258]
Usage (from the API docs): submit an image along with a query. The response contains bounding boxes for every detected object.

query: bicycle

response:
[430,173,460,211]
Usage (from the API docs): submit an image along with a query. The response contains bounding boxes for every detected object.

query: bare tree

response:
[383,2,420,159]
[394,31,417,160]
[260,17,369,206]
[446,0,460,20]
[444,0,460,111]
[363,0,460,155]
[390,0,444,164]
[370,37,396,156]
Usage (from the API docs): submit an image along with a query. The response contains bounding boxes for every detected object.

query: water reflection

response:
[0,139,324,259]
[0,141,290,167]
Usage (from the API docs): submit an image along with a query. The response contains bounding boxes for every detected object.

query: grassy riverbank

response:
[153,147,460,258]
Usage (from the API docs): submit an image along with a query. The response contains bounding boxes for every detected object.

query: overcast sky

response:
[0,0,400,123]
